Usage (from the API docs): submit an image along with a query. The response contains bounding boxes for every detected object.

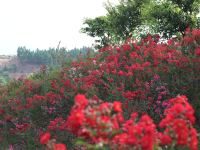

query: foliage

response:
[81,0,148,48]
[0,74,10,85]
[147,0,200,39]
[42,94,197,150]
[17,46,94,66]
[82,16,112,49]
[105,0,148,43]
[0,65,16,85]
[81,0,200,48]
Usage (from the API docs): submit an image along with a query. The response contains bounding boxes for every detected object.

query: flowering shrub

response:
[0,29,199,149]
[144,74,170,122]
[44,94,198,150]
[40,132,67,150]
[158,95,198,150]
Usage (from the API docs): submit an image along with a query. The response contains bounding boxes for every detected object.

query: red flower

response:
[141,135,153,150]
[195,47,200,56]
[100,115,110,124]
[159,95,198,149]
[0,109,5,115]
[40,132,51,145]
[99,102,110,112]
[189,128,198,150]
[74,94,88,108]
[122,44,131,51]
[113,101,122,112]
[66,108,85,134]
[54,143,67,150]
[159,133,172,145]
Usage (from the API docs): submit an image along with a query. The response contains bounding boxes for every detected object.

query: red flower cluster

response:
[112,113,156,150]
[40,132,67,150]
[63,94,198,150]
[66,95,124,142]
[0,29,200,149]
[159,95,198,150]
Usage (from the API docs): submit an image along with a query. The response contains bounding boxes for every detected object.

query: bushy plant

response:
[41,94,198,150]
[0,29,199,149]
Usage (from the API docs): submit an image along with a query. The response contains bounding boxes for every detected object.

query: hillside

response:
[0,46,93,84]
[0,55,40,80]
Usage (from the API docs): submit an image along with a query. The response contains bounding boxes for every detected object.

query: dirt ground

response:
[0,55,40,79]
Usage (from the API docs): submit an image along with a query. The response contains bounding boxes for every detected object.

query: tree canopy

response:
[81,0,200,48]
[147,0,200,38]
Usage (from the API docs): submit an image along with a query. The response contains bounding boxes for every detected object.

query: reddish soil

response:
[0,55,40,79]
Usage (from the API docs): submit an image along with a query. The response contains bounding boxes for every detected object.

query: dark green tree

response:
[81,16,112,49]
[147,0,200,38]
[81,0,200,47]
[81,0,148,48]
[197,17,200,28]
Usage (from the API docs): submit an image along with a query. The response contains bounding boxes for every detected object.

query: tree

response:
[147,0,200,38]
[81,16,112,49]
[81,0,148,48]
[105,0,148,42]
[81,0,200,47]
[197,17,200,28]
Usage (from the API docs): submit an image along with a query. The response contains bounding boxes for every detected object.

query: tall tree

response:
[81,0,200,47]
[81,16,112,49]
[147,0,200,38]
[81,0,148,48]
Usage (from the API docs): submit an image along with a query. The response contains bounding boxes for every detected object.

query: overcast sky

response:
[0,0,118,55]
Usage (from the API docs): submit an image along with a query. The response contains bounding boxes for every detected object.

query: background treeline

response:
[17,46,94,66]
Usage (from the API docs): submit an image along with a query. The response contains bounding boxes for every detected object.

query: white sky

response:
[0,0,118,55]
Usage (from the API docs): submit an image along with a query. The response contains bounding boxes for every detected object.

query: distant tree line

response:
[17,46,94,66]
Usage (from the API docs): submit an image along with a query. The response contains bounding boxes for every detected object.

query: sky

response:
[0,0,118,55]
